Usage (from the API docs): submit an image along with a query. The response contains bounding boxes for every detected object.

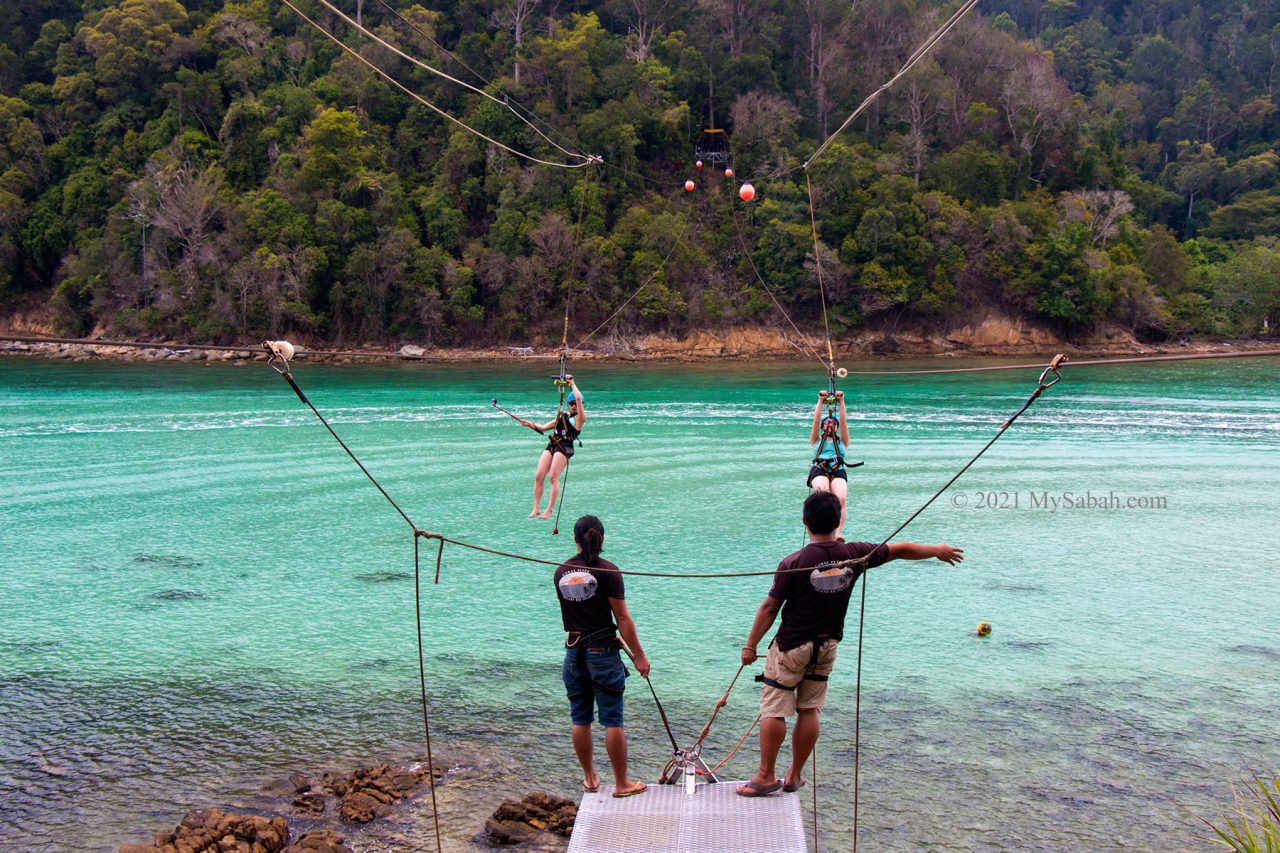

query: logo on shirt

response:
[810,564,855,593]
[558,570,598,601]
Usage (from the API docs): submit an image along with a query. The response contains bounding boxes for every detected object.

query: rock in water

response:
[121,808,290,852]
[337,764,429,823]
[282,830,354,853]
[483,792,577,845]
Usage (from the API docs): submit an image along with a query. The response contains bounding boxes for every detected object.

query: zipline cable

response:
[803,0,982,170]
[805,170,836,369]
[842,348,1280,375]
[281,0,592,169]
[729,206,831,370]
[547,162,595,534]
[571,191,696,351]
[366,0,588,162]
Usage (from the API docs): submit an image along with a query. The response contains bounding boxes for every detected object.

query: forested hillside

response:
[1,0,1278,346]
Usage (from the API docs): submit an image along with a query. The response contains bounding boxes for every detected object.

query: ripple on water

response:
[132,553,203,570]
[1225,643,1280,662]
[146,590,210,601]
[986,581,1048,594]
[353,571,412,584]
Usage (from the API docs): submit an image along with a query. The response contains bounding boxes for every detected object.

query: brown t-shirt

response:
[768,540,889,651]
[554,556,623,640]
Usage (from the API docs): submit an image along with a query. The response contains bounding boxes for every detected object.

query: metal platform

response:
[568,781,807,853]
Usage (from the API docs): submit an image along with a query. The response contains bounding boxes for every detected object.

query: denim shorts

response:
[563,646,628,727]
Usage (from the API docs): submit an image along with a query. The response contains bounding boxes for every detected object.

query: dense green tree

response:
[1,0,1278,344]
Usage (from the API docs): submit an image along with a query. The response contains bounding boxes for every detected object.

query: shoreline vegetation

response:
[3,2,1280,354]
[3,323,1279,366]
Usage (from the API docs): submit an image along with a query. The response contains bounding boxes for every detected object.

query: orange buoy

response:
[739,182,755,202]
[696,160,703,169]
[725,167,734,178]
[685,180,695,191]
[977,621,992,636]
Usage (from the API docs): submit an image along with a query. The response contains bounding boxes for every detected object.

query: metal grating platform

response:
[568,781,807,853]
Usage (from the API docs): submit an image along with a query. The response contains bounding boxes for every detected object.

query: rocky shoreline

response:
[117,758,577,853]
[2,322,1277,367]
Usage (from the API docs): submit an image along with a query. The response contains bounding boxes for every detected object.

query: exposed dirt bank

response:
[2,314,1276,365]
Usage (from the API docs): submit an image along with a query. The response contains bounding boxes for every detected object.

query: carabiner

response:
[1037,353,1068,390]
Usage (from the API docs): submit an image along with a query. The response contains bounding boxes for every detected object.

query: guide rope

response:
[265,342,418,532]
[412,534,443,853]
[266,353,1068,580]
[264,347,1067,848]
[306,0,587,162]
[848,353,1067,852]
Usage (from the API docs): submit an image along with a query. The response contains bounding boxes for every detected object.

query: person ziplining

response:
[807,389,856,541]
[514,373,585,520]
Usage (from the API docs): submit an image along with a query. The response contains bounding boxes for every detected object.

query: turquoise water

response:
[2,355,1278,851]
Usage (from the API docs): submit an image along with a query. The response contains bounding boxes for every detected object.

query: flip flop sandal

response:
[783,778,807,792]
[612,781,647,799]
[583,781,600,793]
[736,779,784,797]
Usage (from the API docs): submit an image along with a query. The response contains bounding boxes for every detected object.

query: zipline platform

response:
[568,781,807,853]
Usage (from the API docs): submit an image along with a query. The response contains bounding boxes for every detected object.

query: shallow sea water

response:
[1,355,1278,851]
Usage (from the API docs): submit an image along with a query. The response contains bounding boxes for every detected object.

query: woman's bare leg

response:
[530,450,553,517]
[831,476,849,539]
[540,452,569,519]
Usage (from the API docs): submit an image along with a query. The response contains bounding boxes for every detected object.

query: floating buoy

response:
[725,167,734,178]
[696,160,703,169]
[836,367,848,379]
[685,180,695,192]
[739,182,755,202]
[977,621,992,636]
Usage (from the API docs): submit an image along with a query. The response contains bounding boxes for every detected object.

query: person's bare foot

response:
[539,508,554,519]
[528,508,541,518]
[582,771,601,793]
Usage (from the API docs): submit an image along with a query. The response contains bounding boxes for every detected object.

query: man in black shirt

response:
[736,491,964,796]
[555,515,650,798]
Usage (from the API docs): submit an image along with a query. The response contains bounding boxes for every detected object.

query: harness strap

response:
[566,626,618,649]
[812,432,845,469]
[567,627,627,697]
[754,637,832,690]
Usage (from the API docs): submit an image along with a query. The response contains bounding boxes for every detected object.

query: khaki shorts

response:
[759,639,839,718]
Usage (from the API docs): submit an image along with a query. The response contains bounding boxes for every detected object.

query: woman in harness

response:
[520,375,586,520]
[807,390,851,539]
[554,514,650,798]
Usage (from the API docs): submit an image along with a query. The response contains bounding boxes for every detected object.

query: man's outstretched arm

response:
[886,543,965,565]
[741,595,783,664]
